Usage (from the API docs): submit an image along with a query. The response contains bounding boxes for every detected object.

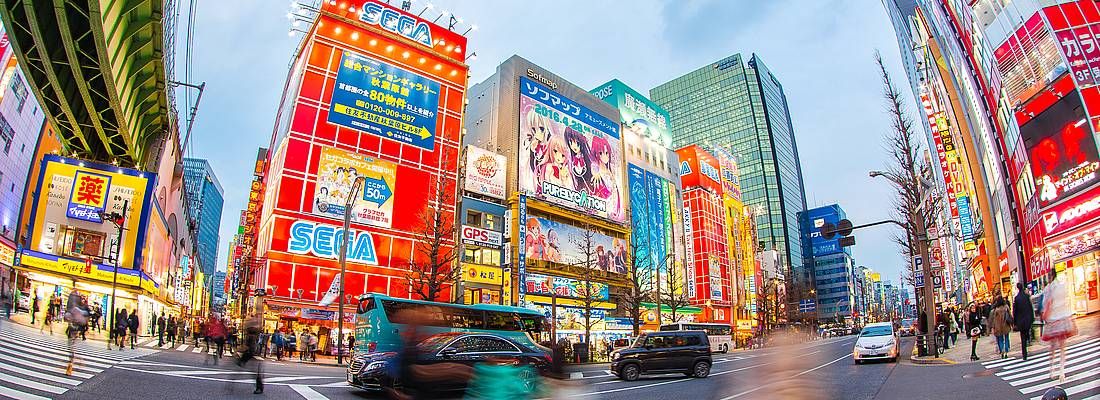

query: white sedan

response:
[853,322,900,364]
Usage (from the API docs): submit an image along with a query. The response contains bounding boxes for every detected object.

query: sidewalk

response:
[934,312,1100,365]
[2,311,347,367]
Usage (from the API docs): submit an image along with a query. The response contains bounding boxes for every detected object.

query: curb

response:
[910,344,955,365]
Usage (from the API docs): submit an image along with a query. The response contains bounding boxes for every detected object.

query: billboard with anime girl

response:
[517,76,625,223]
[524,216,625,273]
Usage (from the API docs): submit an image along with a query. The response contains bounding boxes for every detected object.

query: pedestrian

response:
[308,330,318,362]
[227,324,239,356]
[272,330,285,361]
[989,296,1013,359]
[259,330,270,358]
[236,312,265,394]
[966,302,982,361]
[167,316,177,346]
[115,309,129,350]
[157,313,166,347]
[63,289,89,376]
[196,318,206,347]
[347,333,355,356]
[1013,282,1036,361]
[128,309,139,349]
[286,331,296,360]
[89,304,101,332]
[1041,269,1077,382]
[298,330,308,361]
[30,294,39,324]
[948,307,960,347]
[0,282,11,319]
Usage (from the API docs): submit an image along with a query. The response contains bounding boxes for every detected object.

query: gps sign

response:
[461,225,502,248]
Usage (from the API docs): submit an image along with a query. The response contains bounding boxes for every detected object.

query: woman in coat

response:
[988,296,1013,359]
[966,302,982,361]
[115,309,129,350]
[1042,269,1077,382]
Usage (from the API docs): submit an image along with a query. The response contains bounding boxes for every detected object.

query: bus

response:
[353,293,550,354]
[660,322,733,353]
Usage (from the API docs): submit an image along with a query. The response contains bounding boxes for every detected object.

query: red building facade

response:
[677,145,733,323]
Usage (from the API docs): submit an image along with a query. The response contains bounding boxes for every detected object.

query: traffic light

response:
[819,219,856,247]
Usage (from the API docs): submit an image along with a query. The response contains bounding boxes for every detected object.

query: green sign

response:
[591,79,672,146]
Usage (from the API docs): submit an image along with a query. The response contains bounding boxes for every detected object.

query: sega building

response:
[458,144,510,305]
[252,1,470,332]
[465,57,631,348]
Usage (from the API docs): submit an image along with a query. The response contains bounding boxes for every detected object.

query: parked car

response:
[610,330,712,381]
[346,332,551,394]
[853,322,900,364]
[898,318,916,337]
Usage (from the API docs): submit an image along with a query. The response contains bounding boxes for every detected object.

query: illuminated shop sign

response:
[1041,185,1100,238]
[328,52,440,151]
[1022,90,1099,208]
[461,225,503,248]
[287,220,379,265]
[67,171,112,223]
[359,1,433,48]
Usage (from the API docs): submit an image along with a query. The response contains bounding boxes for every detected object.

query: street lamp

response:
[336,176,364,365]
[869,169,938,357]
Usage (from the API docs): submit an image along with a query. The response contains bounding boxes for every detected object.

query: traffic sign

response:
[932,273,943,289]
[913,256,923,269]
[914,271,924,288]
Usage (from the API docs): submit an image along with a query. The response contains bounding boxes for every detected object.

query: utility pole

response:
[104,200,128,350]
[336,176,364,366]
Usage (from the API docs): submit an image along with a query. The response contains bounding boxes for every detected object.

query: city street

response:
[5,318,1098,400]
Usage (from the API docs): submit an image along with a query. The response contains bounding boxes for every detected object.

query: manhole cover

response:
[963,370,996,378]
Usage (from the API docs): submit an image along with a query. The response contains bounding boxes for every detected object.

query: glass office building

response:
[182,158,224,275]
[652,53,810,297]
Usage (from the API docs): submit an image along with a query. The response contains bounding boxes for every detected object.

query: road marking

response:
[290,384,329,400]
[1027,377,1100,400]
[0,369,68,394]
[0,360,82,386]
[721,354,853,399]
[0,346,103,374]
[989,339,1099,369]
[1004,355,1100,384]
[177,344,189,351]
[994,342,1100,375]
[0,384,51,400]
[569,372,583,379]
[569,377,694,397]
[0,350,94,378]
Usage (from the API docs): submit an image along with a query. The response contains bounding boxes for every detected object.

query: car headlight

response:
[612,352,623,361]
[365,361,387,372]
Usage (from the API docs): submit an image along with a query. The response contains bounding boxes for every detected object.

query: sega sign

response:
[461,225,503,248]
[287,220,378,265]
[359,1,433,48]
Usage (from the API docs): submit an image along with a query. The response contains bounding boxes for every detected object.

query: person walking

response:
[298,330,308,361]
[1013,282,1036,361]
[989,296,1013,359]
[347,333,355,356]
[157,313,166,347]
[285,331,297,360]
[63,289,89,376]
[236,312,265,394]
[272,330,285,361]
[30,295,39,324]
[948,307,960,347]
[308,330,318,362]
[1041,270,1077,382]
[89,304,101,333]
[167,316,177,346]
[127,309,140,349]
[966,302,982,361]
[115,309,129,350]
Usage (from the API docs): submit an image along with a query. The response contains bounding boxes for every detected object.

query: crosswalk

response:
[0,321,159,400]
[981,336,1100,400]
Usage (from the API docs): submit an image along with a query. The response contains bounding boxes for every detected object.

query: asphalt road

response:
[562,335,1031,400]
[5,318,1094,400]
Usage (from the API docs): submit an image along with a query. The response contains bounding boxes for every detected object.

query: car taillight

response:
[368,342,377,352]
[542,353,553,364]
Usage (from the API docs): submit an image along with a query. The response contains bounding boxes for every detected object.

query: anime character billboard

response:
[517,77,625,223]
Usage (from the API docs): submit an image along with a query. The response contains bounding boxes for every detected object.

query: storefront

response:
[1047,228,1100,315]
[458,196,509,305]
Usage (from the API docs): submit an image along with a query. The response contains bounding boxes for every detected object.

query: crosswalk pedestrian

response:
[0,321,158,399]
[981,336,1100,400]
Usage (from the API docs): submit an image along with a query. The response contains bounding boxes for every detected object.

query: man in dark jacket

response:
[1013,282,1036,361]
[157,313,166,346]
[128,310,140,349]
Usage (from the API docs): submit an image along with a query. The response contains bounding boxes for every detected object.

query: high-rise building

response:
[183,158,224,275]
[212,270,227,306]
[652,54,810,305]
[800,204,856,323]
[0,28,47,280]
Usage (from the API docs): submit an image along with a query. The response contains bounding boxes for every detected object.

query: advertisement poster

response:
[524,273,610,300]
[312,146,397,228]
[628,164,677,291]
[524,216,625,273]
[590,79,672,146]
[1021,90,1099,209]
[327,51,441,151]
[528,303,606,331]
[464,145,507,199]
[517,76,625,223]
[32,155,154,270]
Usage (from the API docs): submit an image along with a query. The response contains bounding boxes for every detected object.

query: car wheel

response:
[854,359,861,365]
[692,361,711,378]
[721,344,729,353]
[621,364,640,381]
[891,356,898,363]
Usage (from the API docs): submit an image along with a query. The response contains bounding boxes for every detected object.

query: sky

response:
[180,0,918,286]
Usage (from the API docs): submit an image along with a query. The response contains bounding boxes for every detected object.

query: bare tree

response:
[659,255,691,324]
[405,172,460,302]
[622,237,654,336]
[569,223,606,361]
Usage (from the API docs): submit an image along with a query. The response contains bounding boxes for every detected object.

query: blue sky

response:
[181,0,916,287]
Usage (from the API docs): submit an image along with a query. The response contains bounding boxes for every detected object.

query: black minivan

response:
[609,330,712,381]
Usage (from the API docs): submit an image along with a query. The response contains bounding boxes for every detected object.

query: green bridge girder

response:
[0,0,172,169]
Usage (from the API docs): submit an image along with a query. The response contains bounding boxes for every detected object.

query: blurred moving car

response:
[898,318,916,337]
[347,332,550,394]
[610,330,712,381]
[853,322,899,364]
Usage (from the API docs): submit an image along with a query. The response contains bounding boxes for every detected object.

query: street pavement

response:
[1,317,1097,399]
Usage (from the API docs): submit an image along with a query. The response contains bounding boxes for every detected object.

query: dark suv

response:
[610,330,712,381]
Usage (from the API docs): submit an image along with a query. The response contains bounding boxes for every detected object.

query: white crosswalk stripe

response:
[981,336,1100,400]
[0,321,159,399]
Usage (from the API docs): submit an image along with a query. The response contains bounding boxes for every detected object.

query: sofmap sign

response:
[287,220,379,265]
[461,225,503,248]
[327,51,441,151]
